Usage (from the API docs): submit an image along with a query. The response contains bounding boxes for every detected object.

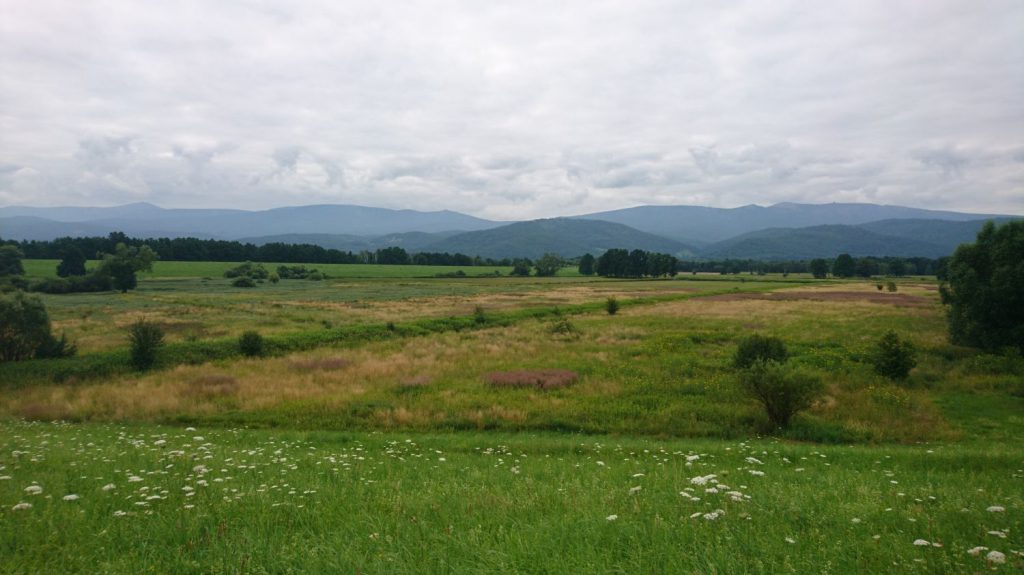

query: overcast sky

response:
[1,1,1022,219]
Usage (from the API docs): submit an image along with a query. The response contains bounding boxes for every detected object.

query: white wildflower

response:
[967,546,988,556]
[745,457,763,465]
[606,514,618,521]
[986,550,1006,564]
[702,509,725,521]
[689,512,702,519]
[690,474,716,485]
[127,476,143,483]
[785,537,795,544]
[113,510,127,517]
[12,502,32,511]
[153,440,166,447]
[748,470,765,476]
[24,485,42,495]
[629,486,642,495]
[913,539,930,546]
[851,518,861,524]
[686,455,700,462]
[62,494,80,501]
[101,483,116,491]
[986,505,1005,513]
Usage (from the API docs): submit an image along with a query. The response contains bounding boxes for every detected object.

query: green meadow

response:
[1,260,1021,573]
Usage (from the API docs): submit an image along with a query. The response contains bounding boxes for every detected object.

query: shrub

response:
[128,320,164,371]
[871,330,916,380]
[886,281,897,292]
[473,305,487,324]
[34,332,77,359]
[738,360,823,428]
[549,317,580,338]
[733,334,788,369]
[876,283,884,291]
[307,271,325,281]
[232,276,256,288]
[605,297,619,315]
[268,273,280,284]
[224,262,268,280]
[0,292,55,361]
[239,331,265,357]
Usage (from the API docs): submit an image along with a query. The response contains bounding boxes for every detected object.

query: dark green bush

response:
[886,281,897,293]
[128,320,164,371]
[224,262,268,280]
[605,297,619,315]
[739,360,824,428]
[871,330,916,380]
[34,332,77,359]
[733,334,788,369]
[232,276,256,288]
[307,271,325,281]
[239,331,265,357]
[473,305,487,324]
[1,292,55,361]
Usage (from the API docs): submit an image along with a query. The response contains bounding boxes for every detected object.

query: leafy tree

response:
[734,334,788,369]
[232,276,257,288]
[0,245,25,277]
[738,360,823,428]
[97,243,158,293]
[0,292,75,361]
[510,259,532,277]
[224,262,268,279]
[578,253,595,276]
[809,259,829,279]
[832,254,856,278]
[375,247,410,265]
[534,253,563,277]
[887,259,906,277]
[855,257,878,278]
[128,320,164,370]
[940,220,1024,352]
[871,330,916,380]
[56,244,88,277]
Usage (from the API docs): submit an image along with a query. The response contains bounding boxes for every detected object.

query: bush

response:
[239,331,265,357]
[871,330,916,380]
[224,262,268,280]
[605,297,619,315]
[232,276,256,288]
[738,360,824,428]
[128,320,164,371]
[876,283,884,291]
[549,317,580,338]
[34,332,77,359]
[307,271,325,281]
[0,292,55,361]
[268,273,280,284]
[473,305,487,324]
[886,281,897,292]
[733,334,788,369]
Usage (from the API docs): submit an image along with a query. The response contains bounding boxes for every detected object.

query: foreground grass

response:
[1,421,1020,574]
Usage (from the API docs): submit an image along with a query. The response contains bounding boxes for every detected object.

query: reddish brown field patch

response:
[703,291,932,308]
[187,374,239,398]
[485,369,579,390]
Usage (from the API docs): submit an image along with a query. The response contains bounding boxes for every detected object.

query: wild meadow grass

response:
[0,421,1020,574]
[3,265,1022,572]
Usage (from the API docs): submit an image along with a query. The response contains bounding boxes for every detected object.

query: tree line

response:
[671,255,946,278]
[8,232,510,267]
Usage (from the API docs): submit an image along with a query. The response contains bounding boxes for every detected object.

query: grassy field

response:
[22,259,522,279]
[2,260,1022,572]
[1,422,1021,574]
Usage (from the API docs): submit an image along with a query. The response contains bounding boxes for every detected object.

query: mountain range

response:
[1,201,1017,260]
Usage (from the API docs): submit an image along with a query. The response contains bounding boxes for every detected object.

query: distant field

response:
[22,259,522,279]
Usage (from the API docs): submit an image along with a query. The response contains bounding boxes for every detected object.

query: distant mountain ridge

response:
[1,201,1018,259]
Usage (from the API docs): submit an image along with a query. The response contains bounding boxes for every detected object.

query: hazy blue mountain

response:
[0,216,191,241]
[857,218,1017,254]
[0,203,502,240]
[236,231,455,252]
[422,218,695,260]
[701,224,952,259]
[578,202,1010,243]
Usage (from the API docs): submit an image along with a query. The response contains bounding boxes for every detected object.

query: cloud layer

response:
[1,0,1022,218]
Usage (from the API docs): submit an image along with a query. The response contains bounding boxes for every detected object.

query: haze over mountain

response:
[577,203,1009,244]
[1,201,1017,260]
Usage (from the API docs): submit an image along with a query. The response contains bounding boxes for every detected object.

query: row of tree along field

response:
[6,232,948,279]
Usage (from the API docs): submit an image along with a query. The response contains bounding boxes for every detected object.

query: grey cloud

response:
[0,1,1021,216]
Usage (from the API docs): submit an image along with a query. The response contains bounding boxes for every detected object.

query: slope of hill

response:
[701,225,950,259]
[579,202,1009,243]
[236,231,454,253]
[423,219,695,260]
[0,203,502,240]
[857,218,1017,254]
